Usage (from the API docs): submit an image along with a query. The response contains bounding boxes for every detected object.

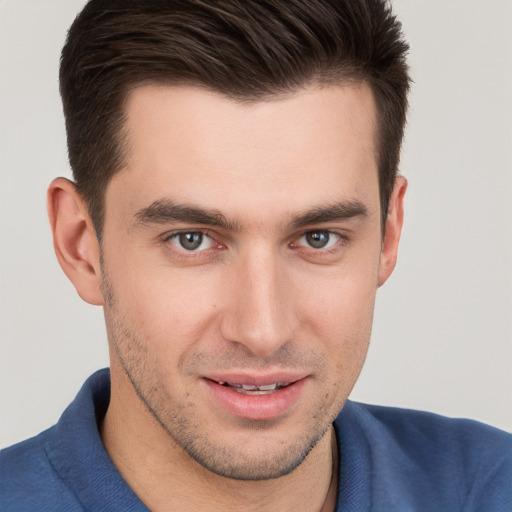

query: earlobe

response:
[378,176,407,287]
[47,177,104,305]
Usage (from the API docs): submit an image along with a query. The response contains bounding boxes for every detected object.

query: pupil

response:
[306,231,329,249]
[179,232,203,250]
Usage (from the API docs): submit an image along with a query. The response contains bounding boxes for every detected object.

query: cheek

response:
[112,264,223,349]
[296,262,378,372]
[300,262,378,330]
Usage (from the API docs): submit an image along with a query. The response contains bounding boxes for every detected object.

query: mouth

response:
[212,380,293,395]
[202,374,308,420]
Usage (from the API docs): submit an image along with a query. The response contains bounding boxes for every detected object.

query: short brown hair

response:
[60,0,410,236]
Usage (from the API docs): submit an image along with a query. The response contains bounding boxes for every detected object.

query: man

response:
[1,0,510,510]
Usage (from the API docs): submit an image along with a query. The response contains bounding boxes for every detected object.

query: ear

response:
[47,177,104,305]
[378,176,407,287]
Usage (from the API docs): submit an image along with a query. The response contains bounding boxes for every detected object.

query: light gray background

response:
[1,0,511,448]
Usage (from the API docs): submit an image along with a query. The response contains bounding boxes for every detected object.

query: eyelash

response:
[162,230,220,256]
[161,229,349,258]
[292,231,344,252]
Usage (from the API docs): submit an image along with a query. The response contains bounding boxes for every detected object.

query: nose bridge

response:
[221,245,294,357]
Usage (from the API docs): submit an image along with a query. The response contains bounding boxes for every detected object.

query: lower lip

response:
[203,378,308,421]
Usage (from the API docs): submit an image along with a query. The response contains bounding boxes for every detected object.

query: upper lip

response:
[203,372,308,387]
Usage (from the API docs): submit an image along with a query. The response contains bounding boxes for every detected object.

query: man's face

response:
[100,84,388,479]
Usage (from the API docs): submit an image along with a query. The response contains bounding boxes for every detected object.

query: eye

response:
[167,231,215,252]
[297,230,340,250]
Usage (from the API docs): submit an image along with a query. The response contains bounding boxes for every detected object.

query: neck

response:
[101,369,338,512]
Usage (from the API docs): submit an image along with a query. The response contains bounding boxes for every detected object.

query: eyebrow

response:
[288,201,368,229]
[133,199,239,231]
[133,198,368,231]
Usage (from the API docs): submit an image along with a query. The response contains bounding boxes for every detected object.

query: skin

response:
[48,83,406,511]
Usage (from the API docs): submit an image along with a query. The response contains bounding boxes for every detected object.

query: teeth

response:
[216,381,289,394]
[254,383,278,391]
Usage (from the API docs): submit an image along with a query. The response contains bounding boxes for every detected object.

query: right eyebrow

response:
[132,199,240,231]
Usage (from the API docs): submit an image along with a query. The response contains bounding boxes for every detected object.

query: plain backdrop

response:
[1,0,511,448]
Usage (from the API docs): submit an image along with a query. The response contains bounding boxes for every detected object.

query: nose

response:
[220,248,296,358]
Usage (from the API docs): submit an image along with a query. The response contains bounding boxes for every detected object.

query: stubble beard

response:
[100,271,340,481]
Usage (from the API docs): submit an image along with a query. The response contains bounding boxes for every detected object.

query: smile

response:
[203,376,308,420]
[216,381,291,395]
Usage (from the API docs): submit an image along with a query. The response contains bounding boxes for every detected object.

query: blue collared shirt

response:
[1,369,511,511]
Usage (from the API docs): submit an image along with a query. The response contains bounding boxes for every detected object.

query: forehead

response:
[109,83,379,225]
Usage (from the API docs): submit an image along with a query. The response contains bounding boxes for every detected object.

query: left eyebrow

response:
[288,201,368,229]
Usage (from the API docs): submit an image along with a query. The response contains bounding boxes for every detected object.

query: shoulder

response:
[346,400,511,449]
[0,428,83,511]
[334,401,512,511]
[0,369,112,511]
[0,369,146,512]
